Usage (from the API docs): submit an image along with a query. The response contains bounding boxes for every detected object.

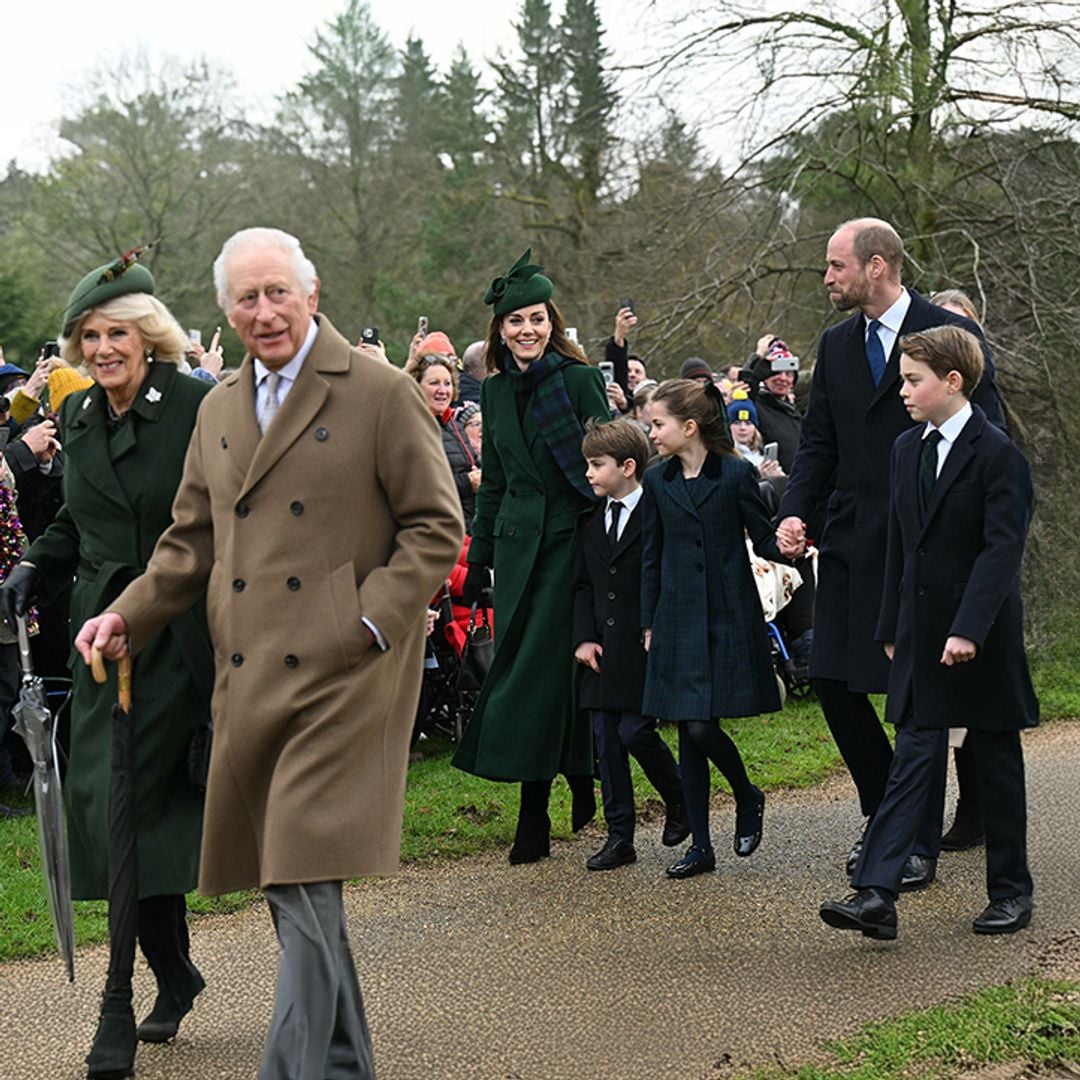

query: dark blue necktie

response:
[866,320,887,386]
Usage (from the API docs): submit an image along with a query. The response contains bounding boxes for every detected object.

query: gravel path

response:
[2,723,1078,1079]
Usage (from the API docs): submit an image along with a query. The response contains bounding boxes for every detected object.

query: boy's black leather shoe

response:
[819,889,898,940]
[665,845,716,879]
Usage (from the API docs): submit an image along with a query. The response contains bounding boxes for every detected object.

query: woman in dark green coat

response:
[453,251,610,864]
[2,257,214,1077]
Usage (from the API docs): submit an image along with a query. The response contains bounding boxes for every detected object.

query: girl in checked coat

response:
[642,379,787,880]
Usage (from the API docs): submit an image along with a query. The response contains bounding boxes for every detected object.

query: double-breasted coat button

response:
[917,586,927,596]
[290,501,304,516]
[606,617,616,627]
[315,427,329,441]
[284,654,299,668]
[507,526,516,537]
[235,503,250,518]
[232,579,246,592]
[287,577,301,591]
[608,566,617,575]
[607,591,616,600]
[231,653,244,666]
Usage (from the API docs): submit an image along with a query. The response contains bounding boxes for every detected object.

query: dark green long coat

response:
[27,361,213,900]
[452,361,609,782]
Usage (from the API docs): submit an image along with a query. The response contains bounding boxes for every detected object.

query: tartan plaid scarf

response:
[505,349,596,501]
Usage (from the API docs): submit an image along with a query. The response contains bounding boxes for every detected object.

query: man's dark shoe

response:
[665,845,716,879]
[819,889,898,940]
[734,786,765,857]
[941,807,985,851]
[661,801,690,847]
[899,853,937,892]
[973,895,1033,935]
[585,838,637,871]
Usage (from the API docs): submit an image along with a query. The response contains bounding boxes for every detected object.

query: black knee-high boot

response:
[509,780,552,864]
[134,894,205,1043]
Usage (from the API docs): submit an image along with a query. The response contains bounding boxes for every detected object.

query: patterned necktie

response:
[920,430,944,511]
[866,320,887,386]
[607,500,623,547]
[259,371,281,435]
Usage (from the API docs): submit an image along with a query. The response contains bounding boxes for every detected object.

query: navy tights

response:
[678,720,754,852]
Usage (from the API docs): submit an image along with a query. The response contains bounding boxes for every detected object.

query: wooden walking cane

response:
[85,646,139,1079]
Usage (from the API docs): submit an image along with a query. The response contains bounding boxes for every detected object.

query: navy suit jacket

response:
[875,405,1038,731]
[778,289,1006,692]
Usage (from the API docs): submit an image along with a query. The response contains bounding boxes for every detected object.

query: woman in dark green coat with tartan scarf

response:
[453,251,610,864]
[2,256,214,1077]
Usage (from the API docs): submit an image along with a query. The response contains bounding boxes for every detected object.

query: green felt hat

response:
[483,248,554,317]
[61,249,156,337]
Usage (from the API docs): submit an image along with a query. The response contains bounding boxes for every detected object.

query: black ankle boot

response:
[86,985,136,1079]
[567,774,597,832]
[136,954,206,1043]
[509,811,551,864]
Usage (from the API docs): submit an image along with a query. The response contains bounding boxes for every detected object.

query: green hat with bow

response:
[61,246,156,338]
[483,249,554,317]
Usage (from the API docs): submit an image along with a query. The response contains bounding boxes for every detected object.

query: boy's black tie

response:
[919,430,944,513]
[607,500,623,547]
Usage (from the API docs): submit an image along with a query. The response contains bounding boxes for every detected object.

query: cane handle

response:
[91,647,133,714]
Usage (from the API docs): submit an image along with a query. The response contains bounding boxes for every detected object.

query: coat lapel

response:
[609,500,641,560]
[660,456,699,519]
[490,375,544,487]
[922,408,983,530]
[62,386,134,514]
[236,316,348,500]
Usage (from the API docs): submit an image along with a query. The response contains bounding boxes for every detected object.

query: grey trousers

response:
[259,881,375,1080]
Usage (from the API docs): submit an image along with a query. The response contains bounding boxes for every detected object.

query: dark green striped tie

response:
[920,430,943,511]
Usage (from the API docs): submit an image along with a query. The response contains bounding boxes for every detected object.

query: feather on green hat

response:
[61,246,156,338]
[484,248,554,317]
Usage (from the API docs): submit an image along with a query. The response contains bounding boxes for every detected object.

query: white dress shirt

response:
[605,484,642,542]
[865,288,912,363]
[924,401,973,479]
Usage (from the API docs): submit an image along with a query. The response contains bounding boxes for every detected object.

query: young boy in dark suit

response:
[573,419,688,870]
[820,325,1038,940]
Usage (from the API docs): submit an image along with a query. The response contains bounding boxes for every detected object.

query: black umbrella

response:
[85,647,138,1079]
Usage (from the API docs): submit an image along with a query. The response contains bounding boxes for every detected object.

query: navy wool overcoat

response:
[641,451,785,721]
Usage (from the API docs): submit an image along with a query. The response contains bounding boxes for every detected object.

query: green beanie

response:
[483,249,554,317]
[61,254,155,338]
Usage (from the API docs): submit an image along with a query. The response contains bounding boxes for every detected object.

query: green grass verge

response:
[740,977,1080,1079]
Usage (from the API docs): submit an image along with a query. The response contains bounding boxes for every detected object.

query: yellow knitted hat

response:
[48,367,94,413]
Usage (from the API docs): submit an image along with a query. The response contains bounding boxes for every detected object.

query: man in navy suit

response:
[777,218,1006,888]
[819,325,1036,939]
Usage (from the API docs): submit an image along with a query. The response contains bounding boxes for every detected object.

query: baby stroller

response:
[412,548,494,746]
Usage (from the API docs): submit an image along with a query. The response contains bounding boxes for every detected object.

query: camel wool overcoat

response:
[110,316,464,894]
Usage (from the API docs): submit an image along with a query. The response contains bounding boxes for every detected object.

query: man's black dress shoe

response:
[586,838,637,871]
[819,889,898,940]
[941,811,984,851]
[661,801,690,847]
[899,853,936,892]
[734,786,765,857]
[973,895,1033,935]
[666,845,716,879]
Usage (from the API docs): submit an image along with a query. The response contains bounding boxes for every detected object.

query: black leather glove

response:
[1,562,41,627]
[462,564,492,607]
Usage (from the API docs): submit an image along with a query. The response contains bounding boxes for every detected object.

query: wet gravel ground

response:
[2,723,1079,1079]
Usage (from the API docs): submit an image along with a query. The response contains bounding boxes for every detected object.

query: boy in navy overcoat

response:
[820,326,1038,941]
[573,420,687,870]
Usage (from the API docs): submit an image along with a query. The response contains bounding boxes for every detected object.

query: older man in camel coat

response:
[77,227,463,1079]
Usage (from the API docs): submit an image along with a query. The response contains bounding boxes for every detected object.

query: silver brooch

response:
[145,387,162,404]
[82,398,91,410]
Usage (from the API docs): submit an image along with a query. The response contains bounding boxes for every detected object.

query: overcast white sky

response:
[2,0,663,173]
